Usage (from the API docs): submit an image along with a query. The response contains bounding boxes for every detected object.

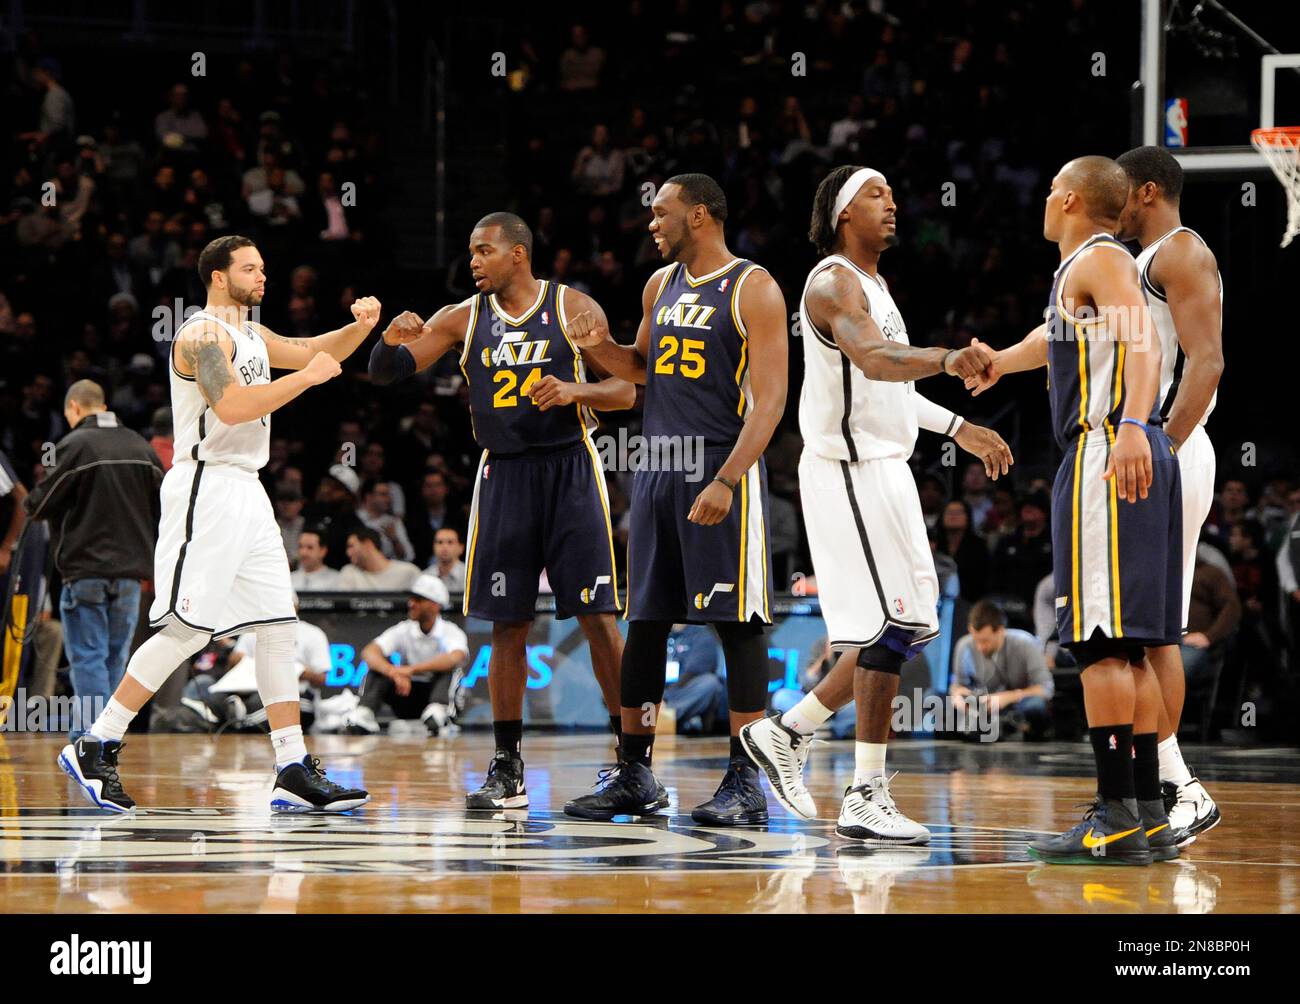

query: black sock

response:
[1089,724,1135,801]
[493,719,523,757]
[609,715,622,744]
[1133,732,1161,802]
[623,732,653,767]
[729,735,746,761]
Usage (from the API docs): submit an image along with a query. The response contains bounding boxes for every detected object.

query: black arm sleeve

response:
[368,340,416,385]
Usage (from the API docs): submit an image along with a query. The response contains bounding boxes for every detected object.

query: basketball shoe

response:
[564,757,663,820]
[271,756,369,812]
[1138,797,1180,862]
[1028,796,1152,865]
[739,713,817,819]
[835,774,930,844]
[466,751,528,810]
[58,736,135,812]
[1162,777,1220,847]
[690,759,769,826]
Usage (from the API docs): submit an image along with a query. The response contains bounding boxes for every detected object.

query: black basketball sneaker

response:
[466,751,528,810]
[564,757,664,820]
[690,759,769,826]
[58,736,135,812]
[1028,796,1152,866]
[1138,798,1180,862]
[271,755,370,813]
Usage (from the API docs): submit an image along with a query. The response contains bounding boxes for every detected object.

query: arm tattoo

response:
[193,340,236,405]
[263,329,313,349]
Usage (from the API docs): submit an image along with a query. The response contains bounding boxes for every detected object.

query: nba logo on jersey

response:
[1164,97,1188,147]
[179,596,190,613]
[1108,733,1118,752]
[483,464,491,480]
[718,278,730,293]
[541,310,549,326]
[893,597,905,616]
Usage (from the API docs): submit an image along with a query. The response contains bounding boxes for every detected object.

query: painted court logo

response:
[693,582,734,609]
[580,576,611,604]
[50,935,151,984]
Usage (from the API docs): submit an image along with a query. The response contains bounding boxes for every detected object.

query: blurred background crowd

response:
[2,1,1297,740]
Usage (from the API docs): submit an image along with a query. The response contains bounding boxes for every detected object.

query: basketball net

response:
[1252,126,1300,248]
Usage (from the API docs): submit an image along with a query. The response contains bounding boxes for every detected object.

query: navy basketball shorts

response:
[626,448,773,624]
[464,439,620,621]
[1051,425,1183,655]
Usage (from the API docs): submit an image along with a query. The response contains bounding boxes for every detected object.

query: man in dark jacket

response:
[24,380,164,739]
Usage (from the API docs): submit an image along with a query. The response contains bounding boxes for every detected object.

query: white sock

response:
[1158,735,1193,786]
[853,741,887,786]
[271,726,308,771]
[89,698,137,743]
[781,693,833,736]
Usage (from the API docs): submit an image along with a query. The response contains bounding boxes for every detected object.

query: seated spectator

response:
[185,596,331,730]
[572,124,624,199]
[961,462,995,531]
[936,499,989,602]
[356,478,415,562]
[276,487,306,562]
[343,574,469,735]
[1182,551,1242,689]
[989,491,1053,620]
[426,526,467,593]
[154,83,207,151]
[337,526,421,591]
[558,24,605,93]
[291,529,341,591]
[406,470,453,565]
[662,624,728,735]
[303,465,363,568]
[950,600,1053,741]
[357,442,406,517]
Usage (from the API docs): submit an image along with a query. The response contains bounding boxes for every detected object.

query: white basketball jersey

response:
[170,310,272,471]
[797,255,917,462]
[1136,226,1221,427]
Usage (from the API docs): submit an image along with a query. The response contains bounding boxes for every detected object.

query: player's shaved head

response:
[473,212,532,259]
[1061,156,1129,225]
[65,379,105,410]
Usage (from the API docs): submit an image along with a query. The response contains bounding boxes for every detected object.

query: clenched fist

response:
[382,310,426,346]
[566,310,608,349]
[942,339,993,381]
[350,295,382,331]
[303,351,342,385]
[528,375,577,411]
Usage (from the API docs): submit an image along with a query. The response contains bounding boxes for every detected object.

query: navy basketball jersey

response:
[459,281,595,454]
[1046,234,1159,450]
[643,259,766,446]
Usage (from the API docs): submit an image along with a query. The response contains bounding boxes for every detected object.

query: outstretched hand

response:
[350,295,382,331]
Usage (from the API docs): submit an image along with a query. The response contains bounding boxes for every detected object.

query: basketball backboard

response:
[1139,0,1300,173]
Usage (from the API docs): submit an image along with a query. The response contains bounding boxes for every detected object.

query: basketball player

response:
[561,173,789,825]
[59,235,375,813]
[1116,145,1223,846]
[368,212,636,810]
[968,157,1183,864]
[739,165,1011,842]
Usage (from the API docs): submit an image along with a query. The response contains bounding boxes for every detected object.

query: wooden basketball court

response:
[1,732,1295,914]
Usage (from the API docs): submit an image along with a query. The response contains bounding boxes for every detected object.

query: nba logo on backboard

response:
[1164,98,1188,148]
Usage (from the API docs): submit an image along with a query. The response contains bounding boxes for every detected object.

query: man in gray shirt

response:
[337,526,420,592]
[951,600,1054,740]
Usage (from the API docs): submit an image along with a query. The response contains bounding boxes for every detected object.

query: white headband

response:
[831,167,886,230]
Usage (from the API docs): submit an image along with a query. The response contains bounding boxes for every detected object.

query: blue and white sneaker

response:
[58,736,135,813]
[271,755,370,813]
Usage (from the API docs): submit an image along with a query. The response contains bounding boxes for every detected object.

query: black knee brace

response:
[857,643,904,675]
[621,620,672,709]
[713,620,769,714]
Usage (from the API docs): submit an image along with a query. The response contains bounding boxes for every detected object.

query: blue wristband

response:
[1118,418,1147,432]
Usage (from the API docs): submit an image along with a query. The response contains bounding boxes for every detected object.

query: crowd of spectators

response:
[2,5,1297,738]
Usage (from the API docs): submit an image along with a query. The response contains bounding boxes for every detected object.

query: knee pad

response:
[126,622,211,692]
[255,621,301,707]
[857,644,904,676]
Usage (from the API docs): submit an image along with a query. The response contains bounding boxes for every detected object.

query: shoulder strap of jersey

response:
[652,263,678,305]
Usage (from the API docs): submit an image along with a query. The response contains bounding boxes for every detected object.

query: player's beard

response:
[228,282,264,308]
[883,230,900,248]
